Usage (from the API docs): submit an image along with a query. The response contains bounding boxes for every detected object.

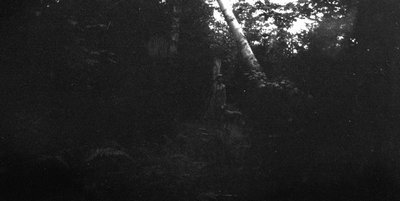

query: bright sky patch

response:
[212,0,312,34]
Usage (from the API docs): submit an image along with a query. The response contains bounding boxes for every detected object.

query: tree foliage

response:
[1,0,400,200]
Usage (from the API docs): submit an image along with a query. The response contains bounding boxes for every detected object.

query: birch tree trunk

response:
[216,0,266,87]
[168,0,182,55]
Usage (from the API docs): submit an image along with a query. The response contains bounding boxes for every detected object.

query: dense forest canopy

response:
[1,0,400,200]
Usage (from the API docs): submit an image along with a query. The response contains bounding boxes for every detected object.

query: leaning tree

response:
[216,0,267,87]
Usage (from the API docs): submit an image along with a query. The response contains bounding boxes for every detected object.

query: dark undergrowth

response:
[2,113,400,201]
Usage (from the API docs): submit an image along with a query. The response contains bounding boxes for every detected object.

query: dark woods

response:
[1,0,212,147]
[1,0,400,200]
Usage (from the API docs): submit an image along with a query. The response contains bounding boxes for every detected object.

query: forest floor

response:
[4,117,400,201]
[104,119,256,201]
[3,119,253,201]
[150,120,252,201]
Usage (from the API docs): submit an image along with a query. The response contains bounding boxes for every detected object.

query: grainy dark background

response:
[1,0,400,200]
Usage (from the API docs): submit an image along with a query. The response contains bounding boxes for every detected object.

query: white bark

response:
[216,0,265,82]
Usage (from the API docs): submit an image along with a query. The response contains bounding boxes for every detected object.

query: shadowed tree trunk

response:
[213,57,221,80]
[389,59,400,114]
[216,0,266,87]
[168,0,182,55]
